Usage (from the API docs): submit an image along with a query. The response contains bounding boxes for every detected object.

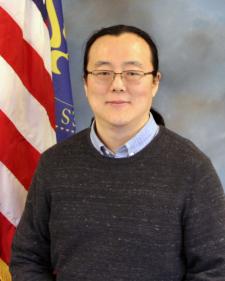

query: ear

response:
[153,72,161,84]
[83,78,88,97]
[152,72,161,97]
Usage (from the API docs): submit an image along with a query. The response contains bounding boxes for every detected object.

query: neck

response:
[95,117,149,153]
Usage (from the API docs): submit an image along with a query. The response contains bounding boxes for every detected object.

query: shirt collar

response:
[90,113,159,158]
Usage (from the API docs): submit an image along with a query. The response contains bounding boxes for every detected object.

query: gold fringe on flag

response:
[0,258,12,281]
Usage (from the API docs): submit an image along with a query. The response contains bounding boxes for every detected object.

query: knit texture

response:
[10,126,225,281]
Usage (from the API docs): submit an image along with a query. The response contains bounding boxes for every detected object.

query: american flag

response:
[0,1,75,280]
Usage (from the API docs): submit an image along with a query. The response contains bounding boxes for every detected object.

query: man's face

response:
[84,33,160,132]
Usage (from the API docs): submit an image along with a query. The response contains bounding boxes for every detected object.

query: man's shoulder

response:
[158,126,210,164]
[41,128,91,162]
[154,127,220,184]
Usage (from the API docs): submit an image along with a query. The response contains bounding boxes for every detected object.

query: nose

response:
[110,72,126,92]
[113,72,123,80]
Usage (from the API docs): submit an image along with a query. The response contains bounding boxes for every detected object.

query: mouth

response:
[106,101,130,104]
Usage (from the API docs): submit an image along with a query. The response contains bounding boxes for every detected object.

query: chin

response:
[107,118,131,128]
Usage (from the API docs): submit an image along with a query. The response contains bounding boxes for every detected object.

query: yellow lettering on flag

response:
[0,258,12,281]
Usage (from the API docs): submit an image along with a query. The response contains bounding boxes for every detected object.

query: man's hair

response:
[83,24,159,79]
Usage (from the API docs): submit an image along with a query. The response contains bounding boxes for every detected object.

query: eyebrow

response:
[122,61,143,68]
[94,61,112,68]
[93,61,144,68]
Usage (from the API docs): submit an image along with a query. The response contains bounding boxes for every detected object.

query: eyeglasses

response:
[86,70,155,83]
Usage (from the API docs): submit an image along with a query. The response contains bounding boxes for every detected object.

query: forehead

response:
[88,33,152,67]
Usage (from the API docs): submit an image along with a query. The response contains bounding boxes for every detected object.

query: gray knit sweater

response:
[10,127,225,281]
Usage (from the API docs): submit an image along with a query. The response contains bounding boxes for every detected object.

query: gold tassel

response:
[0,258,12,281]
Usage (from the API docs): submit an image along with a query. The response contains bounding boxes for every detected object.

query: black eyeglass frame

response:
[85,70,156,81]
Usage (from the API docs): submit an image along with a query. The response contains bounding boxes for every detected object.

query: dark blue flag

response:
[47,0,76,142]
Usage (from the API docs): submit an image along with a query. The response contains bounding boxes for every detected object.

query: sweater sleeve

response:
[183,158,225,280]
[10,155,55,281]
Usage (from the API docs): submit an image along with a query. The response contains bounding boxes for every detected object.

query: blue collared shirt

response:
[90,113,159,158]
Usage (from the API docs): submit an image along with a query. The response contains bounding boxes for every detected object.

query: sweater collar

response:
[90,113,159,158]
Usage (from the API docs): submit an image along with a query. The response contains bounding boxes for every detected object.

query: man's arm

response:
[10,156,55,281]
[184,158,225,280]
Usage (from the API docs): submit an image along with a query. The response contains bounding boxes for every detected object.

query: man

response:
[10,25,225,280]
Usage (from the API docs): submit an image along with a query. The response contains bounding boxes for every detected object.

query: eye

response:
[97,71,111,76]
[126,70,141,77]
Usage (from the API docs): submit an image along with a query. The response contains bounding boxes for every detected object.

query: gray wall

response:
[63,0,225,188]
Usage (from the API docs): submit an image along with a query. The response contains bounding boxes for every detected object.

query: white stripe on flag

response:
[0,162,27,227]
[0,57,56,153]
[0,0,51,75]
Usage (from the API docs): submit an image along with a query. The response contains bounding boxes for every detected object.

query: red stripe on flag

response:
[0,110,40,190]
[0,7,55,129]
[0,212,16,265]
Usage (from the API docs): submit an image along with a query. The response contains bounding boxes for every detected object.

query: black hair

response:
[150,108,165,126]
[83,24,159,79]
